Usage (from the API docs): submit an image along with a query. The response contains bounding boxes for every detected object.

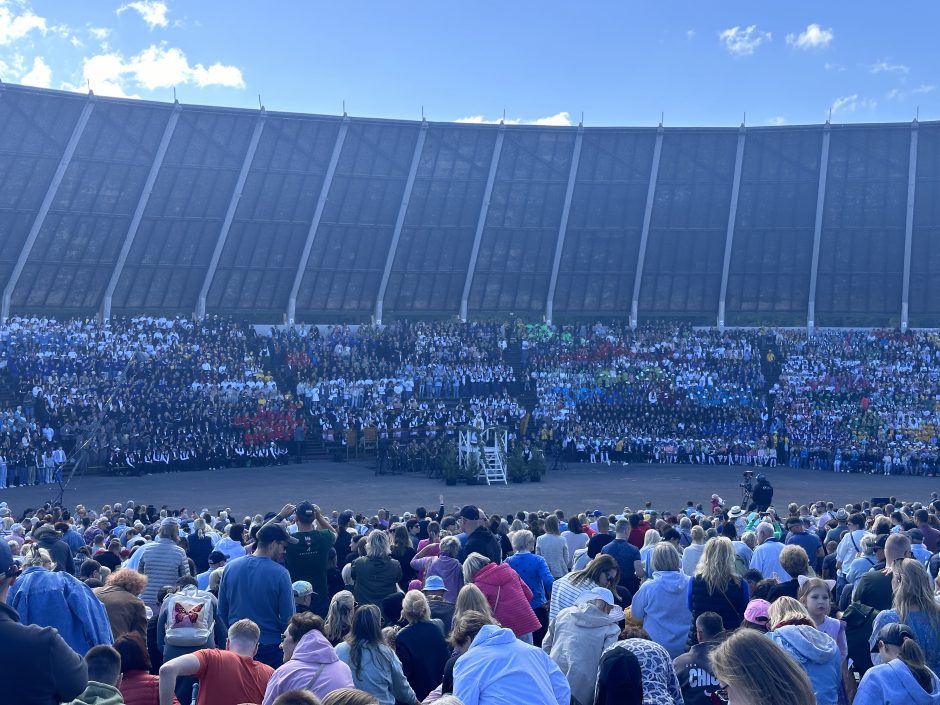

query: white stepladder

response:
[458,425,507,485]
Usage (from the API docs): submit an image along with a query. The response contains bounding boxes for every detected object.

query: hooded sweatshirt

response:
[767,625,842,705]
[417,554,464,603]
[261,630,354,705]
[454,624,570,705]
[542,603,621,705]
[854,658,940,705]
[472,562,542,637]
[630,570,692,658]
[66,681,125,705]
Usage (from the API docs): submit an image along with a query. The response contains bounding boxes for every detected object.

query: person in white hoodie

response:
[766,597,842,705]
[629,543,692,658]
[542,587,622,705]
[856,622,940,705]
[451,610,569,705]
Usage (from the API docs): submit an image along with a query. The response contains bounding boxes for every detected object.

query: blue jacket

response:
[506,551,554,608]
[454,624,570,705]
[217,554,294,645]
[767,625,841,705]
[629,570,692,658]
[855,659,940,705]
[8,566,113,655]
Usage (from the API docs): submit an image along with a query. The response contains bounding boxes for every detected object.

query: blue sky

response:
[4,1,939,127]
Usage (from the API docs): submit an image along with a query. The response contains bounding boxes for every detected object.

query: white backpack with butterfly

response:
[164,585,215,647]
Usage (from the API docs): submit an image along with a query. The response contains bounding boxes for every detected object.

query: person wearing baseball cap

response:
[857,622,940,704]
[282,502,336,618]
[197,550,227,591]
[458,505,501,564]
[217,517,297,668]
[291,580,317,614]
[0,540,89,703]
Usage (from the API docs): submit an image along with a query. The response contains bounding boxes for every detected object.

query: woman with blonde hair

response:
[412,535,463,603]
[710,628,816,705]
[630,543,692,658]
[687,537,747,646]
[462,552,541,641]
[767,597,842,705]
[351,531,402,607]
[395,591,450,702]
[453,584,493,623]
[681,525,706,577]
[324,590,356,646]
[639,529,661,578]
[869,558,940,673]
[535,515,570,577]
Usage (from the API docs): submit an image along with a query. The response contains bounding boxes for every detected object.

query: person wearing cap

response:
[458,505,501,564]
[217,523,297,669]
[197,550,227,591]
[138,519,191,609]
[785,516,823,573]
[0,538,89,704]
[280,502,336,618]
[825,509,850,545]
[542,586,621,705]
[856,622,940,705]
[292,581,316,614]
[909,529,932,566]
[672,611,726,705]
[421,575,455,634]
[31,523,76,575]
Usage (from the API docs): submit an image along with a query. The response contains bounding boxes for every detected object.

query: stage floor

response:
[1,460,934,519]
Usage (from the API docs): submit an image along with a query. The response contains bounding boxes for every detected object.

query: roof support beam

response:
[287,117,349,324]
[807,123,831,333]
[2,95,95,320]
[195,109,266,319]
[460,124,505,321]
[545,125,583,325]
[101,102,181,320]
[375,120,427,325]
[901,120,918,332]
[717,125,747,330]
[630,126,664,329]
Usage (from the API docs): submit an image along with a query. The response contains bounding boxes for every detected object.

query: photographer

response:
[750,474,774,512]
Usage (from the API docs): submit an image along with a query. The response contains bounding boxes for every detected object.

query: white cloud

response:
[77,43,245,97]
[719,25,771,56]
[21,55,51,87]
[887,84,935,101]
[117,1,168,30]
[455,111,572,126]
[786,23,833,49]
[686,29,696,39]
[0,3,47,44]
[830,94,877,115]
[870,60,909,74]
[824,62,845,72]
[88,26,111,41]
[766,116,788,126]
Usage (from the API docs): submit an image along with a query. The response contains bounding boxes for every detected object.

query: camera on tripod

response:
[739,469,754,506]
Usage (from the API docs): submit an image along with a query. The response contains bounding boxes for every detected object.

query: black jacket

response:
[395,619,450,702]
[37,535,75,576]
[0,601,87,705]
[462,526,502,564]
[687,576,746,646]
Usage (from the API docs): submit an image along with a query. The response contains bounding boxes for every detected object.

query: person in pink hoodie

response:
[464,552,541,642]
[261,613,353,705]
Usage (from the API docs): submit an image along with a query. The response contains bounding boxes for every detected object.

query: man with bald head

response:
[853,533,911,611]
[748,522,790,582]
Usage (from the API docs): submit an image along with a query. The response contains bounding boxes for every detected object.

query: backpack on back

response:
[164,586,214,646]
[842,602,879,676]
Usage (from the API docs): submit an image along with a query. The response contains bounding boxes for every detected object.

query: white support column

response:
[460,123,505,321]
[375,120,427,325]
[630,125,664,329]
[287,116,349,324]
[101,102,181,320]
[901,120,918,332]
[808,123,831,333]
[196,109,266,319]
[717,125,747,330]
[545,125,583,325]
[2,94,96,320]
